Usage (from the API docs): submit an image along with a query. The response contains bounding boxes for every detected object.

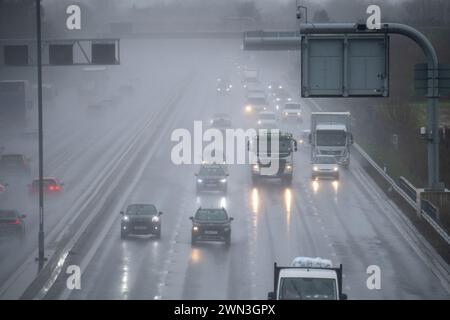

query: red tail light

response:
[11,218,19,225]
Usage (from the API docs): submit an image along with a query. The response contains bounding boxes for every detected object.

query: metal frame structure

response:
[243,21,443,190]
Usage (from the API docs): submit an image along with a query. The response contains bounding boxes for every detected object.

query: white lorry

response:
[309,112,353,168]
[268,257,347,300]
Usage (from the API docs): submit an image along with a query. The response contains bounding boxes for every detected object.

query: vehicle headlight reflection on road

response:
[220,197,227,209]
[284,188,292,227]
[332,180,339,192]
[312,180,319,193]
[251,188,259,214]
[190,248,201,264]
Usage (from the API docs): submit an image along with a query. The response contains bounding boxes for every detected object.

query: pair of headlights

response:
[313,167,338,172]
[197,179,227,183]
[123,216,159,222]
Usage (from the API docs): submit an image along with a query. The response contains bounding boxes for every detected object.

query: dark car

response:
[0,210,26,238]
[29,177,63,195]
[0,154,30,174]
[216,77,232,94]
[190,207,233,246]
[120,204,163,239]
[195,164,229,194]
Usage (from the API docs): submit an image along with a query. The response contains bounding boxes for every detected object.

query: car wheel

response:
[282,176,293,186]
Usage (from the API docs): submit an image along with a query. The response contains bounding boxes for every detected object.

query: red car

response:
[29,177,63,194]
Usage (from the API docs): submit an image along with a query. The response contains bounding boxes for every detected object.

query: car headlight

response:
[297,112,301,116]
[268,85,272,89]
[334,167,339,171]
[123,216,129,221]
[152,216,160,223]
[257,120,262,125]
[288,98,292,101]
[313,166,318,171]
[252,164,260,171]
[197,179,203,183]
[221,178,227,183]
[217,88,221,91]
[193,226,199,232]
[245,105,252,113]
[285,165,293,172]
[284,112,288,116]
[276,105,279,110]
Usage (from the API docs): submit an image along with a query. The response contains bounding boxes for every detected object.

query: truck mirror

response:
[340,293,348,300]
[267,292,275,300]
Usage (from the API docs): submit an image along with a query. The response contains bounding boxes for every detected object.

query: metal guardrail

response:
[398,176,417,202]
[353,143,450,245]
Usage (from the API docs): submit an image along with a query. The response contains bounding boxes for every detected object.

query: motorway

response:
[1,39,449,300]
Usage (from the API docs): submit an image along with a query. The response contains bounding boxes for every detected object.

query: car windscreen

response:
[212,119,232,128]
[126,204,157,216]
[316,131,347,146]
[259,113,276,120]
[0,210,17,219]
[285,104,300,110]
[32,179,57,187]
[195,209,228,221]
[314,157,337,164]
[199,166,226,176]
[279,277,337,300]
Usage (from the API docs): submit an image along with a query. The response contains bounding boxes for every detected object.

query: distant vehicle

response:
[0,183,7,200]
[0,209,26,238]
[216,77,232,94]
[0,154,30,174]
[245,92,269,114]
[120,204,163,239]
[272,88,292,110]
[310,112,353,168]
[242,68,259,88]
[245,83,265,98]
[268,257,347,300]
[311,155,339,180]
[210,115,233,132]
[257,111,278,127]
[298,129,311,146]
[249,131,297,186]
[282,103,302,122]
[195,164,229,194]
[267,82,283,91]
[190,207,233,246]
[29,177,64,194]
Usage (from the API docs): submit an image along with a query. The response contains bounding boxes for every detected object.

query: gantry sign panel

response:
[301,35,389,98]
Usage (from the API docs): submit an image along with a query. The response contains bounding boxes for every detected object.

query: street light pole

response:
[36,0,45,271]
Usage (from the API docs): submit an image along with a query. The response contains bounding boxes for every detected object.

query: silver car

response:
[311,155,339,180]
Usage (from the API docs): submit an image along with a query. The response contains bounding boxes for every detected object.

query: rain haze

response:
[0,0,449,305]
